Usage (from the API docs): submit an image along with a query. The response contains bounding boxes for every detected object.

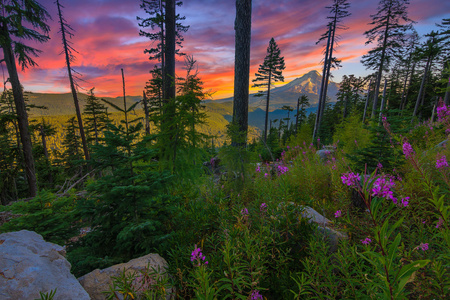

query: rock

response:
[0,230,90,300]
[294,204,347,252]
[302,206,348,252]
[316,146,335,161]
[301,206,331,226]
[78,253,173,300]
[435,139,448,149]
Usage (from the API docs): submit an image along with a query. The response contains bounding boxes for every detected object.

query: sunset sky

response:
[4,0,450,99]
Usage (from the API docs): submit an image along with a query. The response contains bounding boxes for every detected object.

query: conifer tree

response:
[60,117,83,175]
[0,0,51,197]
[437,18,450,104]
[0,90,20,204]
[295,95,310,133]
[314,0,351,140]
[83,88,110,146]
[56,0,90,162]
[137,0,188,101]
[232,0,252,147]
[145,65,164,125]
[412,31,441,120]
[361,0,414,119]
[398,31,420,110]
[252,38,285,143]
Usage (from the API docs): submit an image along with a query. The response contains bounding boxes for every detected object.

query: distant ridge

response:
[26,92,141,116]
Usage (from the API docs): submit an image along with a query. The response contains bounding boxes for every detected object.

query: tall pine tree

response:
[0,0,51,197]
[56,0,90,162]
[232,0,252,147]
[314,0,351,140]
[252,38,285,143]
[361,0,414,119]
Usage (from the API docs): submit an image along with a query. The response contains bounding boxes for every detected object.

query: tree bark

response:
[378,79,387,126]
[142,90,150,135]
[232,0,252,146]
[402,62,415,110]
[371,8,391,119]
[363,80,372,123]
[1,24,37,197]
[320,22,336,128]
[264,70,272,143]
[412,56,431,121]
[399,60,411,110]
[56,0,89,162]
[164,0,176,102]
[444,79,450,105]
[313,24,331,141]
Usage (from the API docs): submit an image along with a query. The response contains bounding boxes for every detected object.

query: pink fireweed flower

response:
[437,103,450,122]
[191,246,208,266]
[436,155,448,169]
[361,237,372,245]
[341,172,361,188]
[250,290,263,300]
[417,243,429,251]
[241,208,249,217]
[260,203,267,213]
[436,218,443,229]
[371,177,396,203]
[255,165,261,172]
[277,165,289,175]
[401,197,409,207]
[334,210,342,218]
[402,142,415,159]
[264,173,269,178]
[377,162,383,170]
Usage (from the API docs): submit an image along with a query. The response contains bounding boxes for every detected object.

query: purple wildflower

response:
[401,197,409,207]
[437,103,450,122]
[250,290,263,300]
[264,173,269,178]
[418,243,429,251]
[260,203,267,213]
[371,177,396,203]
[377,162,383,170]
[436,218,443,229]
[361,237,372,245]
[341,172,361,188]
[335,210,342,218]
[436,155,448,169]
[241,208,249,217]
[191,246,208,266]
[277,165,289,175]
[402,142,415,159]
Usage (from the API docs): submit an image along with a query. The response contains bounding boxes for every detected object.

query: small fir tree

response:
[60,117,83,176]
[252,37,286,143]
[83,88,110,146]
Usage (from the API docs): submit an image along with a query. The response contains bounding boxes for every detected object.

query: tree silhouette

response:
[56,0,90,163]
[137,0,188,101]
[0,0,51,197]
[232,0,252,147]
[252,38,285,143]
[361,0,414,119]
[315,0,351,139]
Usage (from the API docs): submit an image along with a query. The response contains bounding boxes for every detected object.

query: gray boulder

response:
[78,253,173,300]
[0,230,89,300]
